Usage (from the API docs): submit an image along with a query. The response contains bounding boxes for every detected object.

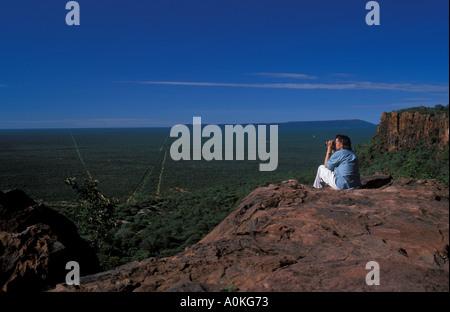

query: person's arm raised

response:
[324,140,334,167]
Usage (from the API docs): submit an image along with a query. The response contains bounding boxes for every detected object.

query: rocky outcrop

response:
[0,189,101,291]
[51,177,449,292]
[378,108,449,151]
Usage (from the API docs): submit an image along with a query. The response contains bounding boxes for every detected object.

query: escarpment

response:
[356,106,449,183]
[377,106,449,151]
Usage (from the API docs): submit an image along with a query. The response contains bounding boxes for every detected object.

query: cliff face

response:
[50,177,449,292]
[377,108,449,151]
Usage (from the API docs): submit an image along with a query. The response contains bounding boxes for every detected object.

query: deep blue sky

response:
[0,0,448,128]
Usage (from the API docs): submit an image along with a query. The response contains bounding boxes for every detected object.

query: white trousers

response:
[313,165,340,190]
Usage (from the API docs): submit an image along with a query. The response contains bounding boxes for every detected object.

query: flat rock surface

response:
[51,178,449,292]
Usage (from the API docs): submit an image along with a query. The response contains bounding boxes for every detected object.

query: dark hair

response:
[335,134,352,150]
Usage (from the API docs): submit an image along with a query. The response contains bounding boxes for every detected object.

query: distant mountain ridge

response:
[186,119,377,128]
[275,119,377,128]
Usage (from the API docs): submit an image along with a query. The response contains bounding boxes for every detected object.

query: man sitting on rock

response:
[313,134,362,190]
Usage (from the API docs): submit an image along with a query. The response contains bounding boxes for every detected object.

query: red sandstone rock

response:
[50,177,449,292]
[0,189,101,292]
[378,110,449,151]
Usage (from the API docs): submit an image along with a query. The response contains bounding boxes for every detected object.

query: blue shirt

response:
[326,149,362,190]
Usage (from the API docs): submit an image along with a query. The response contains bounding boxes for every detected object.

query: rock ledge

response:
[51,177,449,292]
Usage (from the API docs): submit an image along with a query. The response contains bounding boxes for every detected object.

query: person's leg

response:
[313,165,339,190]
[313,165,325,188]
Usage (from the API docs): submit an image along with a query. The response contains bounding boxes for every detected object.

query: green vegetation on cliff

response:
[356,139,449,185]
[394,104,448,116]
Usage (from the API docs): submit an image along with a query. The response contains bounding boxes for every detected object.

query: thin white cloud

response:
[250,72,318,79]
[124,80,449,92]
[346,81,448,92]
[402,97,434,101]
[329,73,354,77]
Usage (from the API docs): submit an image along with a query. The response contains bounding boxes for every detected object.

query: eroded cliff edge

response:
[378,106,448,151]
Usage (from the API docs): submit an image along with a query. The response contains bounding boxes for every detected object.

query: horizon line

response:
[0,118,378,131]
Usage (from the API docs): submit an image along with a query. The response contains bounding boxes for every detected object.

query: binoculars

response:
[324,140,336,151]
